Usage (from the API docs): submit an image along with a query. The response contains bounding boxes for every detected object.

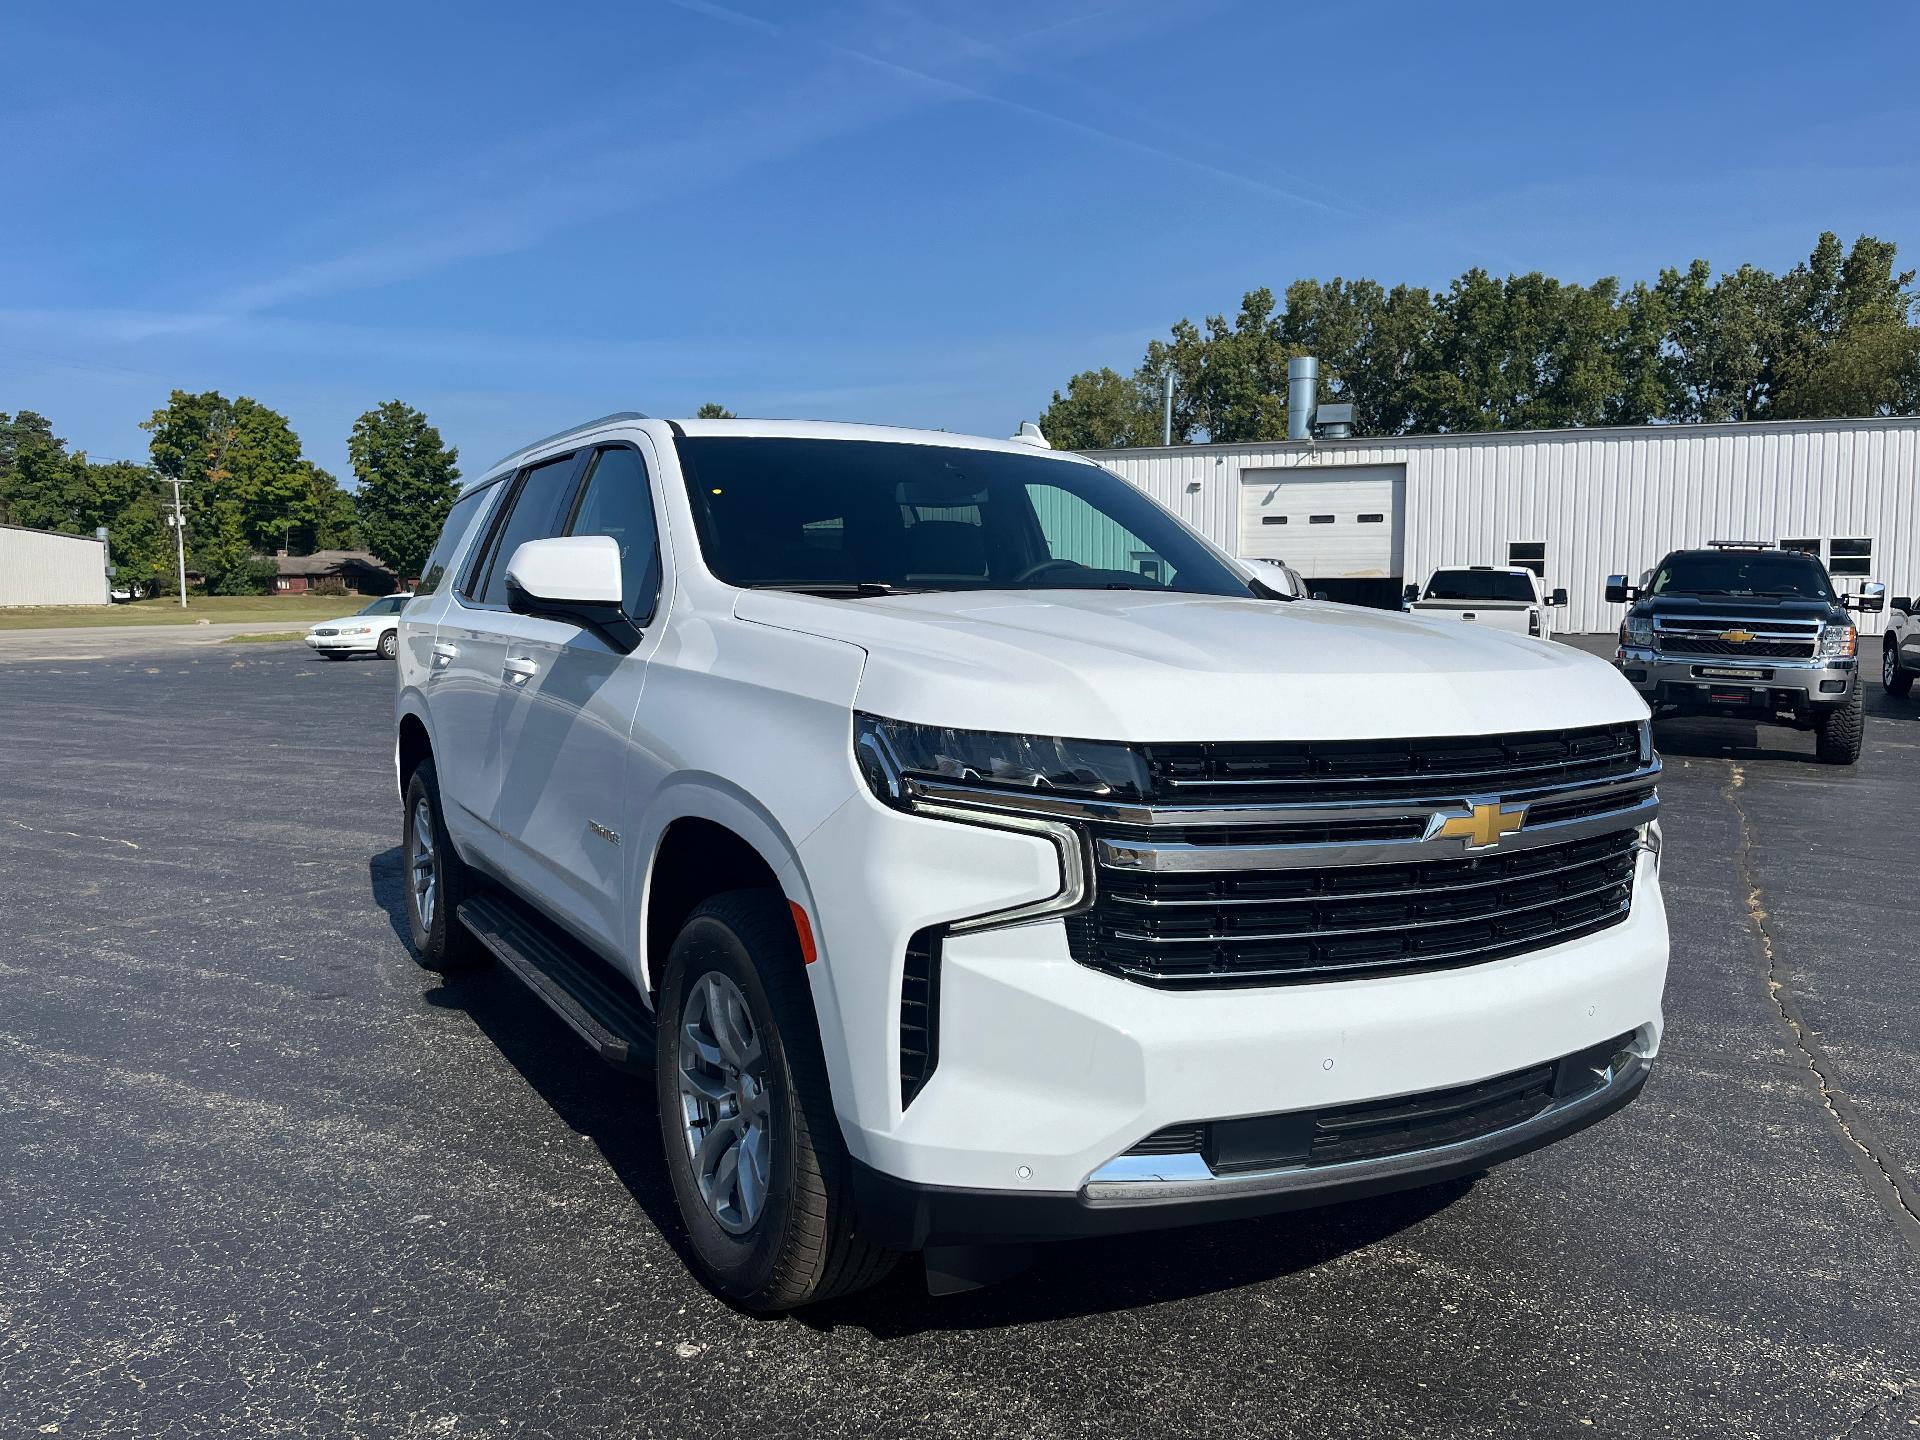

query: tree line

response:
[1038,232,1920,449]
[0,395,460,595]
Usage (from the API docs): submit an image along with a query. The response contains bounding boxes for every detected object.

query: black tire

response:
[378,630,399,660]
[401,759,486,971]
[656,890,896,1312]
[1814,685,1865,765]
[1883,635,1912,697]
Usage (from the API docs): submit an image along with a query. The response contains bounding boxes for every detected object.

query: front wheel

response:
[1883,636,1912,697]
[401,759,486,970]
[656,891,895,1312]
[378,630,398,660]
[1814,686,1865,765]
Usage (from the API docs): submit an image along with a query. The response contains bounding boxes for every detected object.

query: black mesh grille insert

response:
[899,929,940,1109]
[1068,830,1638,988]
[1139,721,1644,805]
[1659,636,1812,659]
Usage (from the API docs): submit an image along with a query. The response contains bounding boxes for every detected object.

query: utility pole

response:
[1162,370,1175,446]
[168,477,188,608]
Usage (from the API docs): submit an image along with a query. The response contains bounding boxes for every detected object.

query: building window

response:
[1357,513,1384,524]
[1309,515,1335,525]
[1508,541,1546,577]
[1261,515,1287,525]
[1830,538,1872,576]
[1780,538,1821,558]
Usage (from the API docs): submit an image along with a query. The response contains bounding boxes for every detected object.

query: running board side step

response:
[457,891,656,1072]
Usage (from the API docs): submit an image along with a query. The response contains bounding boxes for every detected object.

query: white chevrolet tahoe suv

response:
[394,413,1669,1311]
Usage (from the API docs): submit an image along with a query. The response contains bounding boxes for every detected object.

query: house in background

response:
[263,549,397,596]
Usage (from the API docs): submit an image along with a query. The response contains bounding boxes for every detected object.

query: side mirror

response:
[1894,596,1912,616]
[1400,584,1419,608]
[1549,587,1568,607]
[1851,580,1887,613]
[1604,573,1637,604]
[1312,590,1330,602]
[504,535,640,651]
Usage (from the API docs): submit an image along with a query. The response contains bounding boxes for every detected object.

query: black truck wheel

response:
[1815,685,1865,765]
[656,890,896,1312]
[1883,635,1913,697]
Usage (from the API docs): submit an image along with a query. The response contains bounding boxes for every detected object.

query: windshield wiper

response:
[747,581,924,598]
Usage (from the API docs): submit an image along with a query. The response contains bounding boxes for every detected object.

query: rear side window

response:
[568,446,663,622]
[474,454,585,606]
[414,487,492,597]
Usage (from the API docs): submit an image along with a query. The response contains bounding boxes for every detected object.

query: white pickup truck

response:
[1403,566,1568,641]
[394,414,1667,1310]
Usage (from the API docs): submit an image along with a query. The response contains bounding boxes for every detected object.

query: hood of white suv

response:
[736,588,1644,742]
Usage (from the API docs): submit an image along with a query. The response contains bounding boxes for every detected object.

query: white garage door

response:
[1239,465,1406,579]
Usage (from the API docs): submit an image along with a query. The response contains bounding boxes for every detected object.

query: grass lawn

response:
[0,596,369,630]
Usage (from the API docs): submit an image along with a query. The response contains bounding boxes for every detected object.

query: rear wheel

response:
[1814,685,1865,765]
[1883,635,1912,696]
[656,891,895,1312]
[401,759,486,970]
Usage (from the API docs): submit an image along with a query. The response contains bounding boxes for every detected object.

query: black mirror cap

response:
[1894,596,1912,615]
[1400,584,1419,604]
[1312,590,1330,601]
[1549,587,1569,607]
[1604,580,1636,605]
[1852,593,1886,613]
[504,577,643,652]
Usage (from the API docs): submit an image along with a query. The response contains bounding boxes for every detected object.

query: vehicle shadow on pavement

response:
[805,1181,1472,1337]
[1649,717,1825,765]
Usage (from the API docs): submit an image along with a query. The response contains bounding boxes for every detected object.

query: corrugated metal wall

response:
[0,526,109,607]
[1086,417,1920,634]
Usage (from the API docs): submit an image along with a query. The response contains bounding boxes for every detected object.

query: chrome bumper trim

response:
[1082,1049,1652,1207]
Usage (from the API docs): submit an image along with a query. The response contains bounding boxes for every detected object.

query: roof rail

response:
[487,411,650,472]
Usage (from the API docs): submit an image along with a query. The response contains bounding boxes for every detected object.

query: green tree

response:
[695,402,736,419]
[348,400,461,581]
[1037,368,1161,449]
[141,390,313,591]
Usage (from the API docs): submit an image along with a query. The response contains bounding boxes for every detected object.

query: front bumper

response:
[305,632,378,652]
[798,786,1668,1212]
[852,1035,1651,1248]
[1617,648,1855,713]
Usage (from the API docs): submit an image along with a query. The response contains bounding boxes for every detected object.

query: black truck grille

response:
[1658,636,1813,659]
[1138,721,1643,805]
[1123,1033,1636,1171]
[1066,829,1639,988]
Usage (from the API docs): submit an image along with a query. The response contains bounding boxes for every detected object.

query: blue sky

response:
[4,0,1919,481]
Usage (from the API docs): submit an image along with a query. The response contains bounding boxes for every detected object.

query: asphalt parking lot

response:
[4,636,1919,1439]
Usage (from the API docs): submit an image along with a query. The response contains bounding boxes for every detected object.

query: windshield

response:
[1423,570,1534,602]
[1648,550,1834,600]
[676,437,1254,598]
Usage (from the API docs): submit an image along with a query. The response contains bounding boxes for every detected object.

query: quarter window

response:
[1261,515,1287,525]
[1829,538,1872,576]
[568,446,663,622]
[416,487,492,596]
[1309,514,1335,525]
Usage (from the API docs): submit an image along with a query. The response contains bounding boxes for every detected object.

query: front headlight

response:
[854,714,1149,809]
[1621,617,1654,649]
[1819,623,1857,659]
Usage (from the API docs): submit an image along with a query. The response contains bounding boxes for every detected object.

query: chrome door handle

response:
[502,655,540,682]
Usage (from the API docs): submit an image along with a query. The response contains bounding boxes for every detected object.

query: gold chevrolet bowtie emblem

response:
[1720,629,1754,644]
[1427,800,1529,850]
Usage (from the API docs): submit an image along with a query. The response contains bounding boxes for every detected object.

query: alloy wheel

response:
[677,971,772,1234]
[1886,644,1898,688]
[410,796,437,932]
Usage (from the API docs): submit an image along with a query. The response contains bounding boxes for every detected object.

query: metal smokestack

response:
[1287,355,1318,441]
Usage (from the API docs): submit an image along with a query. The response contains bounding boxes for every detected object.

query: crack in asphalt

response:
[1725,760,1920,1258]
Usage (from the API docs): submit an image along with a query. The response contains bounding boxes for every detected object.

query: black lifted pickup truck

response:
[1608,541,1885,765]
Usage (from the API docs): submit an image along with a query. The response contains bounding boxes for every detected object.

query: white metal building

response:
[0,524,110,607]
[1085,415,1920,634]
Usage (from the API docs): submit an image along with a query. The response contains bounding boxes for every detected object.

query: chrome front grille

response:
[899,721,1657,992]
[1653,616,1820,662]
